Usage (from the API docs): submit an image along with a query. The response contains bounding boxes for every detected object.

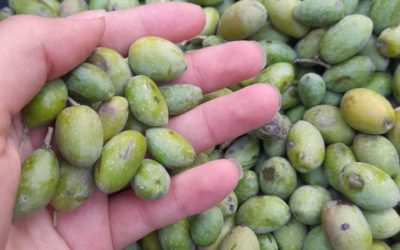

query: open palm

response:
[0,3,280,250]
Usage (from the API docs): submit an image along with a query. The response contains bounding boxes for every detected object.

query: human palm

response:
[0,3,280,250]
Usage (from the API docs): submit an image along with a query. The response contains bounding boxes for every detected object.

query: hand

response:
[0,3,280,249]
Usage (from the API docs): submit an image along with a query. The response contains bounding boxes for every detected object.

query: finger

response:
[168,84,281,153]
[109,159,241,249]
[100,2,205,55]
[9,114,47,162]
[9,209,68,249]
[55,189,114,250]
[173,41,266,93]
[0,4,204,241]
[0,3,204,133]
[0,139,20,248]
[0,11,106,245]
[0,12,106,133]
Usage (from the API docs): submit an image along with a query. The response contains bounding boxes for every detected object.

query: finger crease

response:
[201,106,218,147]
[0,110,11,156]
[187,55,205,88]
[135,198,157,232]
[171,182,189,218]
[40,42,54,79]
[106,198,117,250]
[137,9,151,37]
[53,228,73,250]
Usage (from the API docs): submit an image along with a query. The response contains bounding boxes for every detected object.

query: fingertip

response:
[0,14,106,115]
[251,41,267,69]
[175,40,269,92]
[180,159,241,210]
[48,16,106,77]
[64,10,107,44]
[108,158,242,248]
[196,4,207,36]
[242,83,281,124]
[169,83,282,152]
[63,10,106,40]
[171,2,207,40]
[206,159,242,190]
[100,2,207,54]
[227,158,244,180]
[230,40,267,76]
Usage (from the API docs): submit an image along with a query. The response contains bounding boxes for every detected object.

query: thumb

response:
[0,11,105,248]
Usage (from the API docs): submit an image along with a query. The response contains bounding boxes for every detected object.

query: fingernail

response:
[67,9,106,20]
[252,41,267,69]
[228,158,243,180]
[269,84,282,111]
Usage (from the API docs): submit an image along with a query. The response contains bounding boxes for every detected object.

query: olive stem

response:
[67,97,80,106]
[53,211,58,228]
[294,58,331,69]
[43,127,54,149]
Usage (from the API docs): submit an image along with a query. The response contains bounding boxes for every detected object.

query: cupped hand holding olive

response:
[0,3,280,249]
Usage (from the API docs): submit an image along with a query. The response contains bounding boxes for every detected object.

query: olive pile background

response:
[3,0,400,250]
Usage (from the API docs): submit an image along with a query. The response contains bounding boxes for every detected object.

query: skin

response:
[0,3,280,250]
